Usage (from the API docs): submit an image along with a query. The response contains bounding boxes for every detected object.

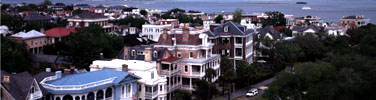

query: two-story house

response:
[10,30,47,54]
[90,47,168,100]
[155,24,221,92]
[67,12,114,32]
[141,24,173,42]
[204,21,254,68]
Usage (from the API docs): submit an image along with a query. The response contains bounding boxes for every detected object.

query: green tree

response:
[279,28,292,37]
[1,36,32,73]
[195,79,218,100]
[72,8,83,15]
[140,9,148,16]
[114,17,148,29]
[171,90,192,100]
[44,0,52,5]
[232,8,243,23]
[236,60,256,88]
[205,68,217,99]
[214,14,224,23]
[260,11,286,27]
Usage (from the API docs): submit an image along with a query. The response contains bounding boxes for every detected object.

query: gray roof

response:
[117,47,165,61]
[258,25,287,38]
[24,13,51,21]
[1,70,36,100]
[30,54,58,63]
[205,21,253,37]
[68,12,108,19]
[292,25,323,32]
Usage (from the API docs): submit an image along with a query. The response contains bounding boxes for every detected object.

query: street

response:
[220,77,276,100]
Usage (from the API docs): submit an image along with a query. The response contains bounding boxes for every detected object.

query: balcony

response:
[41,77,116,91]
[181,85,196,91]
[145,92,158,99]
[160,69,181,76]
[167,84,182,93]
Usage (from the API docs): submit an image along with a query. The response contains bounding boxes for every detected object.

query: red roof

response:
[44,27,77,37]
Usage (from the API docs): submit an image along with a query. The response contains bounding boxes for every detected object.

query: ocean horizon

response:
[3,0,376,23]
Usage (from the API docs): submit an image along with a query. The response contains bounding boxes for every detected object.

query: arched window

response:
[131,50,136,56]
[224,26,229,32]
[153,51,158,58]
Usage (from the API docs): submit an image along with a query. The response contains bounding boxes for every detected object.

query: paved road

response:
[221,77,276,100]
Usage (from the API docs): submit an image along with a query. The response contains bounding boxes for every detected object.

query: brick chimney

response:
[122,64,129,72]
[123,47,129,60]
[2,75,11,89]
[183,23,190,42]
[162,26,168,39]
[144,47,152,62]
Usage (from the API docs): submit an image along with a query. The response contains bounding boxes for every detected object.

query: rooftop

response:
[44,27,77,37]
[11,30,46,39]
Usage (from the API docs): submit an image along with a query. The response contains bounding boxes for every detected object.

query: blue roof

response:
[47,69,130,85]
[44,69,140,94]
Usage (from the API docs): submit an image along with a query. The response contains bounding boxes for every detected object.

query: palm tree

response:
[205,68,216,99]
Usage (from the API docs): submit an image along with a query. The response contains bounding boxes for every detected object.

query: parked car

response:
[246,88,258,97]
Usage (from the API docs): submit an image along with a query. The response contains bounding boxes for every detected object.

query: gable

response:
[304,28,317,33]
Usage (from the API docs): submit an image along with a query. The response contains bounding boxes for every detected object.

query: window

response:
[153,85,158,92]
[189,52,193,58]
[138,85,141,91]
[137,51,144,55]
[153,51,158,58]
[222,38,229,44]
[160,85,163,91]
[236,37,242,44]
[35,40,38,45]
[236,48,242,56]
[151,72,154,79]
[132,50,136,56]
[177,52,181,57]
[122,86,125,97]
[40,40,42,44]
[184,65,188,72]
[224,26,229,32]
[127,84,131,96]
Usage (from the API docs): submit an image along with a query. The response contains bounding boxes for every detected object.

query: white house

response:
[203,19,215,30]
[140,24,172,42]
[90,59,168,100]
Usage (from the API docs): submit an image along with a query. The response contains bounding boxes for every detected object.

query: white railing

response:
[160,69,180,76]
[145,92,158,99]
[105,97,113,100]
[41,77,117,91]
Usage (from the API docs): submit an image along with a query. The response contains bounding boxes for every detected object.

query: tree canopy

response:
[232,8,243,23]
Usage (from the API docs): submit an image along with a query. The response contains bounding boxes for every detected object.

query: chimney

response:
[122,64,129,72]
[144,47,152,62]
[210,24,215,32]
[99,53,104,59]
[55,71,62,79]
[123,47,129,60]
[70,66,75,73]
[64,69,71,74]
[183,23,190,42]
[2,75,11,89]
[46,68,51,72]
[40,28,45,33]
[220,20,224,28]
[162,26,168,39]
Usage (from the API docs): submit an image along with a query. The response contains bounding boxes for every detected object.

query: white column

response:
[94,91,97,100]
[200,65,203,76]
[206,49,208,58]
[189,78,192,89]
[103,89,106,100]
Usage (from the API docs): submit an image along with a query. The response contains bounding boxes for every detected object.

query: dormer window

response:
[224,26,229,32]
[153,51,158,58]
[131,50,136,56]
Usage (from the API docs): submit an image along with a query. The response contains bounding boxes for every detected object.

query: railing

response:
[41,77,117,91]
[105,97,112,100]
[145,92,158,99]
[168,84,182,92]
[160,69,181,76]
[181,85,196,91]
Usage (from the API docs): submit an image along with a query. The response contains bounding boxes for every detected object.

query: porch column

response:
[189,78,192,89]
[206,49,208,58]
[94,91,97,100]
[200,65,203,76]
[103,89,106,100]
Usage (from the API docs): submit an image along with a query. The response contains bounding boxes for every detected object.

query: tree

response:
[72,8,83,15]
[293,34,326,62]
[43,0,52,6]
[260,11,286,27]
[279,28,292,37]
[1,36,32,73]
[205,68,217,99]
[214,14,224,23]
[195,79,218,100]
[114,17,147,29]
[235,60,256,88]
[140,9,148,16]
[232,8,243,23]
[171,90,192,100]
